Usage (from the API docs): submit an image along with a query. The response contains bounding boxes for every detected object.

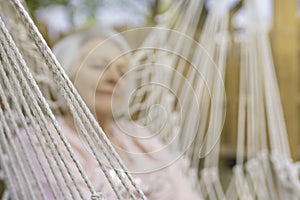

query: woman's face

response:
[73,37,129,120]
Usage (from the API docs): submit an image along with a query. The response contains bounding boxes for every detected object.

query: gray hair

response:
[52,26,134,118]
[52,26,130,78]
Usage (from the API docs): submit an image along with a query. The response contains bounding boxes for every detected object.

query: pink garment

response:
[10,117,201,199]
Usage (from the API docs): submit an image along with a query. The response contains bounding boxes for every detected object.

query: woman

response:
[12,26,201,199]
[55,26,202,199]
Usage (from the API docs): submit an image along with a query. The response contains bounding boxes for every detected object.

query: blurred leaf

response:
[25,0,68,13]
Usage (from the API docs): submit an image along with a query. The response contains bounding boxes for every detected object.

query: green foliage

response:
[25,0,69,13]
[25,0,162,27]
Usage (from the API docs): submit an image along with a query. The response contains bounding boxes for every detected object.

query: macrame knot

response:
[91,192,104,200]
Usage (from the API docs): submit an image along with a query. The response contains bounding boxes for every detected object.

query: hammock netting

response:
[0,0,300,199]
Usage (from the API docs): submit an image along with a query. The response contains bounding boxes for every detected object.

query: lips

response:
[97,90,113,96]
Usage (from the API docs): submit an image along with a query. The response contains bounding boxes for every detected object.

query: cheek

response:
[74,73,99,106]
[97,77,105,89]
[113,80,127,97]
[76,82,94,104]
[75,74,93,91]
[96,71,108,87]
[114,80,128,103]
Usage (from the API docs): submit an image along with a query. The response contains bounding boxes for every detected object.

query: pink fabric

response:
[10,118,201,199]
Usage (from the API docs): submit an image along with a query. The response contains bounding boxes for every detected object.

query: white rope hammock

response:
[226,1,300,199]
[0,0,146,199]
[128,0,300,199]
[1,0,300,199]
[129,0,228,193]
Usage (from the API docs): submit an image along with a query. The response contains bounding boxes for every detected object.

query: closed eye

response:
[91,64,107,70]
[118,69,126,76]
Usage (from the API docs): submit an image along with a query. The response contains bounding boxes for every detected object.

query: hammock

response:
[1,0,300,199]
[225,1,300,199]
[0,0,146,199]
[127,1,229,199]
[128,0,300,199]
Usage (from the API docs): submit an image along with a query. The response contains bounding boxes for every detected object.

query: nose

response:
[105,66,121,84]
